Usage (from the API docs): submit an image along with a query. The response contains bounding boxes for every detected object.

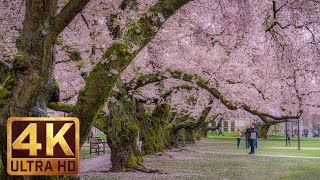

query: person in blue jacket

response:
[248,124,259,154]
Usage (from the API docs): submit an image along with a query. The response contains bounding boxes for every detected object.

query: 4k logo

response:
[7,117,79,175]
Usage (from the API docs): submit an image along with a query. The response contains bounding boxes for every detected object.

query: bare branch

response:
[80,12,90,29]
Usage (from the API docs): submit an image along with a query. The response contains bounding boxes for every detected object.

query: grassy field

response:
[80,134,320,180]
[206,132,320,157]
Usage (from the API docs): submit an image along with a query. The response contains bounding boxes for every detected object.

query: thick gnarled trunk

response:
[107,117,142,171]
[137,103,171,155]
[185,129,196,144]
[0,1,91,179]
[258,123,271,139]
[106,98,143,171]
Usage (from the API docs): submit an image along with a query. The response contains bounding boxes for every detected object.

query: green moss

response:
[126,154,143,168]
[220,95,237,110]
[180,84,192,90]
[125,15,160,46]
[108,14,117,25]
[149,0,190,18]
[182,73,193,82]
[53,79,60,90]
[102,42,133,63]
[76,60,85,70]
[136,155,143,165]
[14,54,28,62]
[185,96,197,106]
[0,74,14,107]
[137,73,147,83]
[166,123,174,130]
[195,76,207,88]
[149,0,175,17]
[127,121,138,132]
[126,155,137,168]
[119,0,139,10]
[68,51,82,61]
[229,101,236,107]
[171,70,183,78]
[55,37,64,45]
[15,36,25,50]
[185,129,195,144]
[47,102,74,113]
[211,87,221,97]
[107,14,121,39]
[140,104,171,155]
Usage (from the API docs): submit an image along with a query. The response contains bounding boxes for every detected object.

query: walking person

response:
[245,126,251,148]
[248,124,259,154]
[236,129,242,148]
[218,128,224,136]
[287,129,291,145]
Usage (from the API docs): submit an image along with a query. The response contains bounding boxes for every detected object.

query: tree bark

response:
[185,129,196,144]
[258,123,271,139]
[137,103,171,155]
[106,98,142,171]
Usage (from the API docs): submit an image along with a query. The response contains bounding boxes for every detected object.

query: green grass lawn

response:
[80,133,320,179]
[93,133,107,141]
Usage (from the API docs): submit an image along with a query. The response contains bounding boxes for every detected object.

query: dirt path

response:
[79,154,111,178]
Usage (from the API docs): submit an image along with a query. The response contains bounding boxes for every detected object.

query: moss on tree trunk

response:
[258,123,271,139]
[106,97,143,171]
[185,129,196,144]
[137,103,171,155]
[198,121,210,138]
[107,117,143,171]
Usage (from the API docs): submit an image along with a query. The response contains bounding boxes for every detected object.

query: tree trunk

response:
[0,123,7,179]
[106,98,143,171]
[185,129,196,144]
[199,121,210,138]
[137,103,171,155]
[258,123,271,139]
[167,128,186,148]
[107,117,143,171]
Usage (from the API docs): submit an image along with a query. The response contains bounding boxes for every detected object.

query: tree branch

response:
[130,70,301,121]
[207,116,222,131]
[47,102,74,113]
[48,0,91,41]
[0,60,11,85]
[259,116,289,125]
[74,0,192,145]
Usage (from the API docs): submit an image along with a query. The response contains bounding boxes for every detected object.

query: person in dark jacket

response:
[248,124,258,154]
[245,126,251,148]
